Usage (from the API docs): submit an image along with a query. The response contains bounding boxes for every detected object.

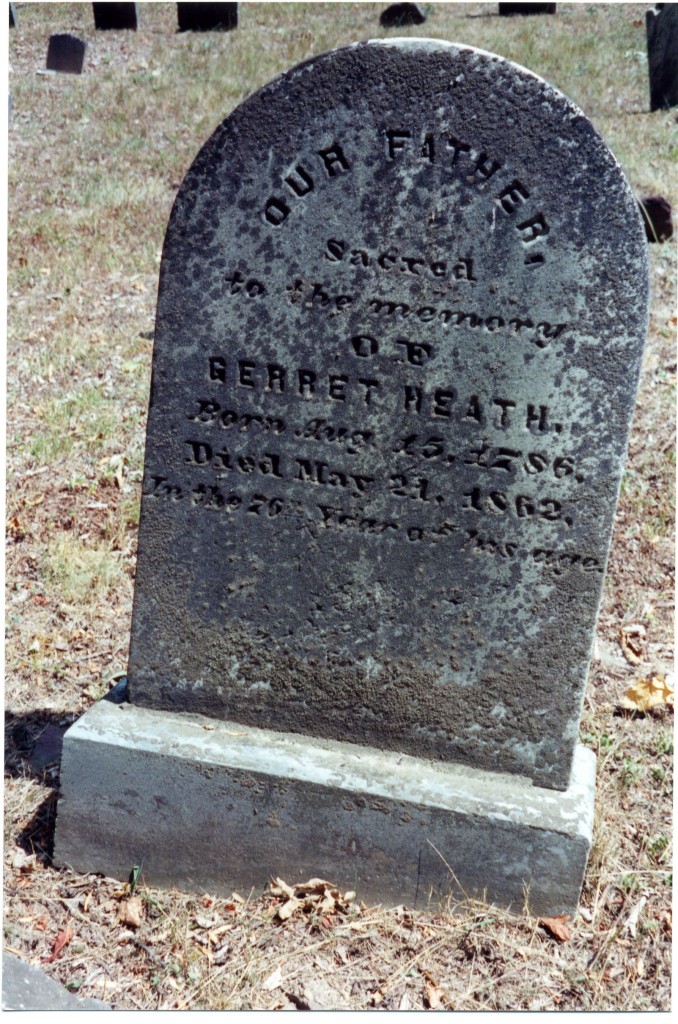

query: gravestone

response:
[55,39,648,916]
[380,3,427,27]
[9,2,16,28]
[92,3,138,31]
[638,195,673,242]
[46,34,87,75]
[177,2,238,32]
[499,3,556,14]
[646,3,678,111]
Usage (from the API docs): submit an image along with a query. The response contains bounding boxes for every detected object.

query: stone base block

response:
[54,685,595,917]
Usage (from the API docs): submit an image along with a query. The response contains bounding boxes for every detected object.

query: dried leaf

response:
[424,972,445,1009]
[618,623,646,665]
[194,914,219,930]
[261,965,283,991]
[271,877,296,899]
[42,922,74,962]
[539,915,572,942]
[624,895,647,939]
[277,897,300,921]
[621,674,674,713]
[118,895,144,929]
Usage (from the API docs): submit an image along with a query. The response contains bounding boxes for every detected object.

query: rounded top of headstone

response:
[176,38,644,238]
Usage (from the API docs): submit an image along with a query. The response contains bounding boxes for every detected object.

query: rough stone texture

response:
[647,4,678,111]
[54,684,595,917]
[499,3,556,15]
[638,194,674,242]
[127,39,648,792]
[46,34,86,75]
[2,952,111,1011]
[379,3,427,28]
[92,3,138,31]
[177,2,238,32]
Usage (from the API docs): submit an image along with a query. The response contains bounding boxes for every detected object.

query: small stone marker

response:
[646,3,678,111]
[46,34,87,75]
[9,2,16,28]
[92,3,138,31]
[499,3,556,14]
[177,2,238,32]
[55,39,648,916]
[380,3,427,27]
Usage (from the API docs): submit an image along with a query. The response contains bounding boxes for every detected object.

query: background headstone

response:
[92,3,138,31]
[379,3,427,27]
[499,3,556,14]
[177,2,238,32]
[9,1,16,28]
[638,194,674,241]
[646,3,678,111]
[125,39,648,794]
[46,34,87,75]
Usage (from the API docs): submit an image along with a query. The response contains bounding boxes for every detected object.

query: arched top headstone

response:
[128,39,648,791]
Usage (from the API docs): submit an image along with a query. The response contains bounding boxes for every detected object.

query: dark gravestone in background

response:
[499,3,556,14]
[380,3,427,27]
[9,2,16,28]
[177,2,238,32]
[92,3,138,31]
[127,39,648,793]
[46,34,87,75]
[638,195,674,242]
[646,3,678,111]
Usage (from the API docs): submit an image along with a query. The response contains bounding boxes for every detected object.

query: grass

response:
[6,1,675,1012]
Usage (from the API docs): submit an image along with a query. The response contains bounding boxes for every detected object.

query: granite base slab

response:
[54,685,596,917]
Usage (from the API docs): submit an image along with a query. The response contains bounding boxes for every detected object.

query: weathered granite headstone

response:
[55,39,648,916]
[92,3,138,31]
[46,34,87,75]
[499,3,556,14]
[177,2,238,32]
[380,3,427,27]
[646,3,678,111]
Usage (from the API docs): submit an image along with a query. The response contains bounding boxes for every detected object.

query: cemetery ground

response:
[5,2,674,1012]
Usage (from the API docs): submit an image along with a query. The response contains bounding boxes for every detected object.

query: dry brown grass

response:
[6,2,674,1011]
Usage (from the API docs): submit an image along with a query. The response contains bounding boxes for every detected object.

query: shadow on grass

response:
[4,709,77,864]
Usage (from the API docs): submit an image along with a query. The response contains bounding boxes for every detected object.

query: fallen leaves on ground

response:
[624,895,648,939]
[539,915,572,943]
[618,623,646,665]
[621,674,674,713]
[423,970,448,1009]
[261,965,283,991]
[269,877,357,924]
[118,895,144,929]
[42,922,74,963]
